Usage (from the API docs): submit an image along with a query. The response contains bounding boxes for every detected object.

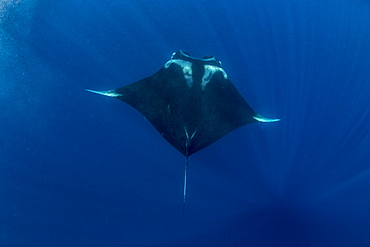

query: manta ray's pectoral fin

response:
[253,114,280,123]
[85,89,123,98]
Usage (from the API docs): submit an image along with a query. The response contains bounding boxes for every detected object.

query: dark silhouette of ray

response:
[87,50,280,212]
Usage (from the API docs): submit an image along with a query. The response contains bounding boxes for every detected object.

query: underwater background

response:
[1,0,370,246]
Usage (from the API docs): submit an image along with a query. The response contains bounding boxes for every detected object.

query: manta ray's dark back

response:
[86,50,279,212]
[87,50,279,156]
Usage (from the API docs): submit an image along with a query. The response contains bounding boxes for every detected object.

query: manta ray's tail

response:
[182,156,188,215]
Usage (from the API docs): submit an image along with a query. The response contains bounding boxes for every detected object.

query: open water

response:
[1,0,370,246]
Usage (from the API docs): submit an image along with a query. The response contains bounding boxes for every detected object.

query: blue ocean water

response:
[1,0,370,246]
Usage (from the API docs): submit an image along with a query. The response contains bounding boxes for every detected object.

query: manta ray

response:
[86,50,279,213]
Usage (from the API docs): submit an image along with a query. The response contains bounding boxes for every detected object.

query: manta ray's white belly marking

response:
[165,59,193,87]
[165,59,228,90]
[201,65,228,90]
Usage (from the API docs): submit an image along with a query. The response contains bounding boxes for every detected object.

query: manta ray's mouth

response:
[171,50,222,67]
